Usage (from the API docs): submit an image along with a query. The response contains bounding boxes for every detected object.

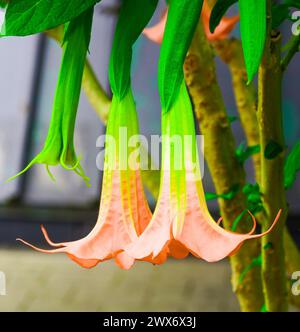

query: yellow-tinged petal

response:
[18,89,152,270]
[125,82,280,263]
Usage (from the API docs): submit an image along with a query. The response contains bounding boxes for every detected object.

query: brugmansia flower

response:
[143,0,239,43]
[17,0,161,270]
[16,0,280,270]
[125,0,279,265]
[7,9,94,185]
[125,83,281,263]
[18,89,157,270]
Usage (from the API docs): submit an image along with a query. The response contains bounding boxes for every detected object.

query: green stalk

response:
[184,22,264,311]
[215,37,300,309]
[258,28,288,311]
[213,39,261,180]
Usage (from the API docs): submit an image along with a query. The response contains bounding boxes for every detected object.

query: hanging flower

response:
[143,0,239,44]
[17,0,162,270]
[17,89,162,270]
[125,82,281,263]
[7,8,94,185]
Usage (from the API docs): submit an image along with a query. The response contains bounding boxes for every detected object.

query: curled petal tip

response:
[250,209,282,239]
[246,210,257,235]
[17,238,63,254]
[40,225,65,248]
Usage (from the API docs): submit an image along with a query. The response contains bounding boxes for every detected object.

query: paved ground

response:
[0,248,240,312]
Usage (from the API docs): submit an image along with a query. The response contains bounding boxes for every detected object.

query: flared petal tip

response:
[115,252,135,270]
[250,209,282,239]
[40,225,65,248]
[16,238,63,254]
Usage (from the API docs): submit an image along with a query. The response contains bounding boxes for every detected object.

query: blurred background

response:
[0,0,299,311]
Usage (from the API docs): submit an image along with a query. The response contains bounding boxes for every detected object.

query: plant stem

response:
[81,60,111,123]
[213,38,261,180]
[281,34,300,72]
[184,22,264,312]
[215,37,300,309]
[258,30,288,311]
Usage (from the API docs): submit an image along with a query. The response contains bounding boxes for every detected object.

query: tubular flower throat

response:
[125,82,281,263]
[18,89,155,270]
[143,0,239,44]
[8,9,93,185]
[17,0,161,270]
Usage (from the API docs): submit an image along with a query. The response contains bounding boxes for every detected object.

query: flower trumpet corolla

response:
[143,0,239,44]
[18,89,154,270]
[17,0,161,270]
[126,83,281,263]
[7,9,93,185]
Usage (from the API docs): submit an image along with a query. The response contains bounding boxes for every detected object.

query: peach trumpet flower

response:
[18,89,155,270]
[125,83,281,263]
[143,0,239,44]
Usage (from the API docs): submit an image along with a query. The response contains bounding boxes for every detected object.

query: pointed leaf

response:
[238,0,267,82]
[109,0,158,99]
[158,0,204,112]
[2,0,101,36]
[235,142,260,164]
[272,4,290,29]
[264,140,284,160]
[284,140,300,189]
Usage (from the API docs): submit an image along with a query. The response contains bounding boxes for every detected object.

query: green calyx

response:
[7,8,94,186]
[109,0,158,100]
[105,89,141,174]
[159,0,203,113]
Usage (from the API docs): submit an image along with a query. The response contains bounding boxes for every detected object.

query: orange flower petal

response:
[143,1,239,44]
[125,83,280,263]
[17,90,153,270]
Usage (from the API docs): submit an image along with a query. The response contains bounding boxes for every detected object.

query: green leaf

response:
[238,254,262,284]
[205,184,240,201]
[239,242,272,286]
[205,192,220,201]
[264,140,284,160]
[238,0,267,83]
[235,142,260,164]
[232,183,264,231]
[210,0,237,33]
[1,0,101,36]
[7,8,94,185]
[0,1,8,9]
[285,0,300,8]
[109,0,158,99]
[284,140,300,189]
[242,183,264,214]
[272,4,291,29]
[158,0,204,112]
[260,304,268,312]
[271,0,300,29]
[228,115,239,124]
[231,210,247,232]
